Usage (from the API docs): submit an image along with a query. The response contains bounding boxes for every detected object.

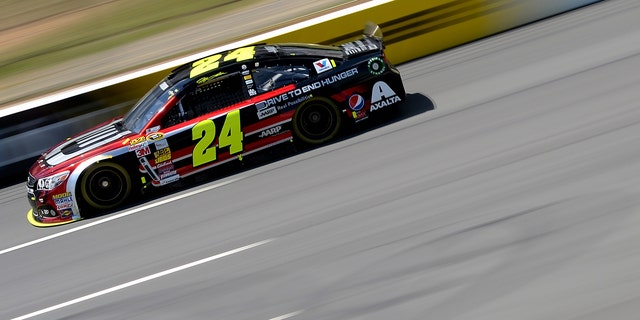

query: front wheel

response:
[79,162,132,211]
[292,97,342,145]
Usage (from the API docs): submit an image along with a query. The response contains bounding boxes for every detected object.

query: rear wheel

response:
[292,97,342,145]
[79,162,132,211]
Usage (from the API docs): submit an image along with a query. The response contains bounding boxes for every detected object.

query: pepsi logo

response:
[348,94,365,111]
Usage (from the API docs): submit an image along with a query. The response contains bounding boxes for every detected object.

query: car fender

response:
[65,154,115,219]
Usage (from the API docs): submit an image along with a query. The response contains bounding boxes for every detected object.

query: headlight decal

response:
[36,171,70,191]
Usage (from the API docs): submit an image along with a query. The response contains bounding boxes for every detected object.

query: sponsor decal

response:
[154,147,172,163]
[135,146,151,158]
[128,136,147,151]
[128,143,145,152]
[157,163,175,175]
[257,93,288,110]
[146,125,160,134]
[348,94,365,111]
[257,107,277,120]
[316,67,358,88]
[156,160,173,168]
[248,88,257,96]
[129,136,146,146]
[245,72,255,93]
[256,100,267,110]
[341,39,378,55]
[52,192,71,199]
[344,47,364,55]
[370,95,401,111]
[53,192,73,210]
[159,174,180,186]
[146,132,165,142]
[154,139,169,150]
[370,81,401,111]
[368,57,386,76]
[160,170,177,179]
[348,94,368,122]
[314,58,333,74]
[60,209,73,218]
[256,67,358,111]
[258,125,282,138]
[279,95,310,111]
[258,94,311,112]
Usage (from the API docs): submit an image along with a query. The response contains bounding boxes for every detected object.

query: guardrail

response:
[0,0,602,184]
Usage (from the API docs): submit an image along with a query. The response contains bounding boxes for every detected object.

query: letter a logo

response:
[371,81,397,103]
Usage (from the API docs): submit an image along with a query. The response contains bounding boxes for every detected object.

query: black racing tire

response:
[292,97,342,145]
[79,162,132,211]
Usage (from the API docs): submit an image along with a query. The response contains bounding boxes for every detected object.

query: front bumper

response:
[27,209,78,227]
[26,174,80,227]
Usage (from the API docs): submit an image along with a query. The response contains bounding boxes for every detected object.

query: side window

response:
[165,72,248,127]
[160,73,249,128]
[161,98,194,128]
[252,65,310,93]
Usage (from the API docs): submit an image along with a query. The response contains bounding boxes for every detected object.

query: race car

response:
[26,23,406,226]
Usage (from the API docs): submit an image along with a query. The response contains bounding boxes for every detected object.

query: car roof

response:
[168,43,344,85]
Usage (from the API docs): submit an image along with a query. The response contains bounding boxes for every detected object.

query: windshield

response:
[122,80,185,133]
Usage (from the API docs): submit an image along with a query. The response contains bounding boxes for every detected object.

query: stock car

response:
[26,23,406,226]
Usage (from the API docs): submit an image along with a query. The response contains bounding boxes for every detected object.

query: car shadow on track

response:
[82,92,435,221]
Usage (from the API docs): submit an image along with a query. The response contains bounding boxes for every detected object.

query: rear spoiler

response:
[340,22,384,57]
[364,21,383,40]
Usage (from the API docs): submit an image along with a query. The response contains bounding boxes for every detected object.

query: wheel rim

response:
[298,102,338,141]
[88,168,124,203]
[81,163,131,210]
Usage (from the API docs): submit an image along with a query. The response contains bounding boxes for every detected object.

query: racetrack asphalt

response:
[2,0,640,318]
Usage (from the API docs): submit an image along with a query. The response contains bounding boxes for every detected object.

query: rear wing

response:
[364,21,383,40]
[340,22,384,58]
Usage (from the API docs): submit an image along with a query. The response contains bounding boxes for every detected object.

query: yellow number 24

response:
[190,47,255,78]
[192,110,243,167]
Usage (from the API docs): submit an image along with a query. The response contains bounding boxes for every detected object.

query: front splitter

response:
[27,209,80,227]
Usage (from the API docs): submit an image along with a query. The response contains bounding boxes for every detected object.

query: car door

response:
[151,72,249,183]
[240,63,313,152]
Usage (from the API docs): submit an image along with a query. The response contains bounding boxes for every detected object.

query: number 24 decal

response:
[190,46,255,78]
[192,110,243,167]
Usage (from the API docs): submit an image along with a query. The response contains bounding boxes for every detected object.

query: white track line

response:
[0,0,392,118]
[270,310,305,320]
[1,175,244,256]
[10,239,274,320]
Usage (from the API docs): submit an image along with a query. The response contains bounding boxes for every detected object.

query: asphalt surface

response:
[2,1,640,319]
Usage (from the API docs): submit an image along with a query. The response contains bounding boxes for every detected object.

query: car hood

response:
[44,118,132,166]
